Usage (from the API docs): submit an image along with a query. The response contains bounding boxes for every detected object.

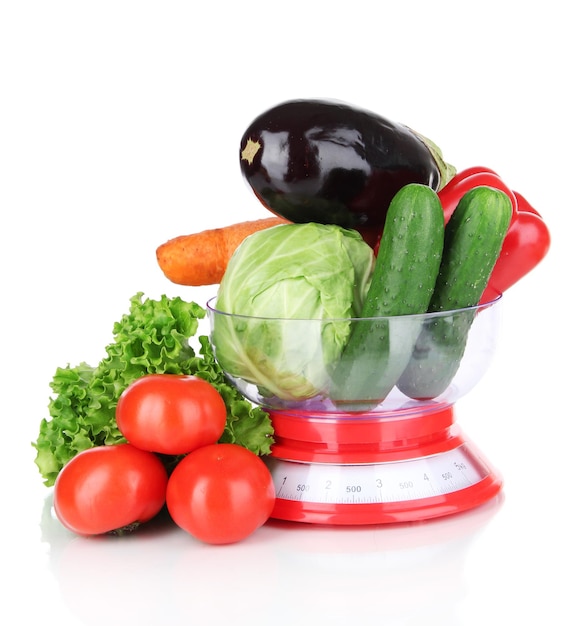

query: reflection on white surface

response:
[39,491,504,625]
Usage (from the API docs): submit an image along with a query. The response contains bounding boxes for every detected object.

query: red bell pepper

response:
[480,190,551,302]
[437,166,551,302]
[438,166,518,224]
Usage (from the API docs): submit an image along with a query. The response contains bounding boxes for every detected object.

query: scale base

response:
[265,406,503,525]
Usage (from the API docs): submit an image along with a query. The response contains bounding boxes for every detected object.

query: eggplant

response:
[239,99,455,243]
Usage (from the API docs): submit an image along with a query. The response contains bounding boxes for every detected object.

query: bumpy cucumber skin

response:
[331,183,445,408]
[397,185,513,400]
[361,184,445,318]
[429,185,513,312]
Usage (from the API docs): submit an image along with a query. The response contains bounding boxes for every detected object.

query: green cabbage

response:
[212,223,374,400]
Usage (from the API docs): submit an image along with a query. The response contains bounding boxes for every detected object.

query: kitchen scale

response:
[208,295,504,526]
[264,403,502,525]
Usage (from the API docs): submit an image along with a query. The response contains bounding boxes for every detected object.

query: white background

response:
[1,1,573,624]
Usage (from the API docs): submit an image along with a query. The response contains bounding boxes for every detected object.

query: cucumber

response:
[397,185,513,400]
[330,183,444,409]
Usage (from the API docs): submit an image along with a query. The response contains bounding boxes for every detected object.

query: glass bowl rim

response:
[205,293,502,323]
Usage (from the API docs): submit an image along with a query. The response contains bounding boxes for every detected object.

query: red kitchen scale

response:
[208,294,505,526]
[264,403,502,525]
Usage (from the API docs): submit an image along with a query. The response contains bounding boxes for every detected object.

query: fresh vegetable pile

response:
[36,98,551,543]
[34,293,274,544]
[34,293,273,484]
[209,183,513,408]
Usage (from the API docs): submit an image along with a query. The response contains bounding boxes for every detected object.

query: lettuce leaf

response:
[33,293,274,487]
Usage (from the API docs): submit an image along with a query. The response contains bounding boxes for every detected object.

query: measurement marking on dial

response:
[267,445,488,505]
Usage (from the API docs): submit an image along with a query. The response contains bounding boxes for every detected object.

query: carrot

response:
[156,217,290,286]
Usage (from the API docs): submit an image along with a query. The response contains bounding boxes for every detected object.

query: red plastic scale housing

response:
[265,405,502,525]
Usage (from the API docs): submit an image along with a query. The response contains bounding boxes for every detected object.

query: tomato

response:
[166,443,276,545]
[116,374,227,455]
[53,444,168,536]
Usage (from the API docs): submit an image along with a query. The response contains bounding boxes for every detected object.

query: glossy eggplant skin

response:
[239,99,442,241]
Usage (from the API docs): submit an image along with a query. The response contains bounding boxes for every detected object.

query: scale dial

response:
[269,444,488,505]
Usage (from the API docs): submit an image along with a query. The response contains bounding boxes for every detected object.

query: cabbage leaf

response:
[213,223,374,400]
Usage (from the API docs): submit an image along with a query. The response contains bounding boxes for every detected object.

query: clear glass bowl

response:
[207,296,502,417]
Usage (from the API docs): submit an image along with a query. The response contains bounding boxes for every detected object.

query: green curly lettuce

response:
[33,293,274,487]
